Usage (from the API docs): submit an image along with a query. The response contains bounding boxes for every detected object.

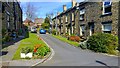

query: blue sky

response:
[20,0,84,21]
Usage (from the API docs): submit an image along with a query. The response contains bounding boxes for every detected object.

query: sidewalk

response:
[0,34,54,67]
[0,36,24,67]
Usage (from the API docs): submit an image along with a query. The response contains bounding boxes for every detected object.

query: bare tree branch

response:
[24,2,38,21]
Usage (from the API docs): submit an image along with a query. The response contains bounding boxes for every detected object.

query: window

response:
[103,0,112,15]
[80,9,85,15]
[80,14,84,20]
[102,23,112,33]
[80,8,85,21]
[6,10,10,29]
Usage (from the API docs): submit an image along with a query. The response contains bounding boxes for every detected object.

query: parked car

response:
[30,26,37,33]
[39,29,46,34]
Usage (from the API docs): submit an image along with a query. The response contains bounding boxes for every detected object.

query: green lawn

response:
[12,33,47,60]
[52,35,79,47]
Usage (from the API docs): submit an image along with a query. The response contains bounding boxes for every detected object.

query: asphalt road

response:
[37,34,118,66]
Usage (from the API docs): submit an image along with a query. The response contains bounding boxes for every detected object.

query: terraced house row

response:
[0,0,22,34]
[52,0,120,38]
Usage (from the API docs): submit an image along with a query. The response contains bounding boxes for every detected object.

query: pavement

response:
[36,34,119,66]
[0,34,54,67]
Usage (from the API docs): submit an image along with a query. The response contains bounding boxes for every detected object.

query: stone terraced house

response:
[0,0,22,34]
[52,0,120,38]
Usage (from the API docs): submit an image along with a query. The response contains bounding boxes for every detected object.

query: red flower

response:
[34,49,37,52]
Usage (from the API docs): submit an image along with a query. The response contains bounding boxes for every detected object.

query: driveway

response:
[37,34,118,66]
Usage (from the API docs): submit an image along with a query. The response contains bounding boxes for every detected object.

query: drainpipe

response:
[75,3,79,36]
[70,14,72,35]
[55,12,58,35]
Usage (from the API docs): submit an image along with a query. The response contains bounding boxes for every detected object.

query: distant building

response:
[34,18,44,28]
[23,18,33,26]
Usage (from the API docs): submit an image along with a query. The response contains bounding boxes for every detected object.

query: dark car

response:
[39,29,46,34]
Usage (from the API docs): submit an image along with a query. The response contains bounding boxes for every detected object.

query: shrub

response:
[79,41,87,49]
[21,47,33,54]
[69,36,80,42]
[74,36,80,42]
[35,46,50,57]
[52,29,56,35]
[65,33,69,38]
[2,33,11,43]
[33,44,50,57]
[69,36,75,41]
[87,33,118,54]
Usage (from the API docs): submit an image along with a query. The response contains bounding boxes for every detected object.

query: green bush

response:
[35,46,50,57]
[2,33,11,43]
[87,33,118,54]
[52,29,56,35]
[21,47,33,54]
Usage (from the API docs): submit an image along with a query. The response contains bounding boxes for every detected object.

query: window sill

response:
[100,12,112,17]
[79,19,84,21]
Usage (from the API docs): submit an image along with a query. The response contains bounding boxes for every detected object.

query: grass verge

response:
[12,33,48,60]
[52,35,79,47]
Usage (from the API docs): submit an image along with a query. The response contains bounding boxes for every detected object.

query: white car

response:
[30,26,37,33]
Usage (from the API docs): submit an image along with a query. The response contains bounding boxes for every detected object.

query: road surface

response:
[37,34,118,66]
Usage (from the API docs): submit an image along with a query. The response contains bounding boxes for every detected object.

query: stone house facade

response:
[1,0,22,34]
[52,0,119,38]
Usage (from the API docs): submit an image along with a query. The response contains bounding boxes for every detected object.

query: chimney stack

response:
[63,5,67,12]
[57,12,60,15]
[72,0,76,7]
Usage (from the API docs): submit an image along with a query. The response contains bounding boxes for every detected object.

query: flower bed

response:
[12,33,50,60]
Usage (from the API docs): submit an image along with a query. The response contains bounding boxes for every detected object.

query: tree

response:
[41,17,50,29]
[24,2,38,21]
[44,17,50,24]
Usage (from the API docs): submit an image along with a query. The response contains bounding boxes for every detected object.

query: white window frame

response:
[80,8,85,20]
[102,0,112,15]
[66,15,68,22]
[102,23,112,33]
[80,9,85,15]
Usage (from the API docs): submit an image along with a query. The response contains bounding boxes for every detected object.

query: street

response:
[37,34,118,66]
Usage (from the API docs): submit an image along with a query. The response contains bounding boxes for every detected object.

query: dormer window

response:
[103,0,112,15]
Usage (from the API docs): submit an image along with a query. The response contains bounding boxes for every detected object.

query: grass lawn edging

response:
[52,35,79,47]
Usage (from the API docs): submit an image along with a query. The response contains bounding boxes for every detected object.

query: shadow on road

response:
[0,51,8,56]
[96,60,111,68]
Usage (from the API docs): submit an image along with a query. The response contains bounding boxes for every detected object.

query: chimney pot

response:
[63,5,67,12]
[72,0,76,7]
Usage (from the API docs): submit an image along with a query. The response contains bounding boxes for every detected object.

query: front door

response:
[89,23,94,36]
